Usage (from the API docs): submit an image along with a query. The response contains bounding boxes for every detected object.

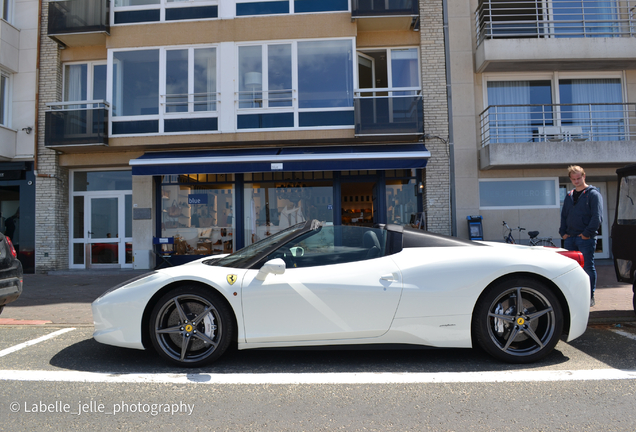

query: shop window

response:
[160,182,235,256]
[244,178,333,245]
[73,171,132,192]
[386,178,418,225]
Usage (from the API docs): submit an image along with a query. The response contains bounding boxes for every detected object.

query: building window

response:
[1,0,11,23]
[113,0,218,24]
[0,72,9,127]
[483,73,625,144]
[479,178,560,209]
[111,47,218,135]
[237,38,354,130]
[64,62,107,103]
[236,0,348,16]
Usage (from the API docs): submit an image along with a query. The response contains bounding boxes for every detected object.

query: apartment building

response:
[449,0,636,257]
[38,0,451,271]
[0,0,37,273]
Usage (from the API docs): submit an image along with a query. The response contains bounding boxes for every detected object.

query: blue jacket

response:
[559,185,603,238]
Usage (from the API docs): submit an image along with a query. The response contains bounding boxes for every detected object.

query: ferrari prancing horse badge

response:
[226,274,238,285]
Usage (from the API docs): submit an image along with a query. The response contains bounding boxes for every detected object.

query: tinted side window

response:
[265,225,386,268]
[617,176,636,225]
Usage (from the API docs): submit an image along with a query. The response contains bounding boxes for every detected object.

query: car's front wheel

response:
[473,278,563,363]
[149,285,234,367]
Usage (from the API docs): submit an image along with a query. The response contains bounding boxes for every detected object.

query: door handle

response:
[381,274,396,282]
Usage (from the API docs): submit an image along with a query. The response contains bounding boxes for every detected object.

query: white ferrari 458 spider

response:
[92,220,590,367]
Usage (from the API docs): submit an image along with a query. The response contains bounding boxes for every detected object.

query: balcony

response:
[478,102,636,169]
[48,0,110,47]
[45,101,109,149]
[354,90,423,137]
[475,0,636,72]
[351,0,419,32]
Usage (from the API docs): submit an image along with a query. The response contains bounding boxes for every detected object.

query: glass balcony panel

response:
[48,0,110,36]
[354,94,423,136]
[45,104,109,147]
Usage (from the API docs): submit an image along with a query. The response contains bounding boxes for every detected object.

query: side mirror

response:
[255,258,286,281]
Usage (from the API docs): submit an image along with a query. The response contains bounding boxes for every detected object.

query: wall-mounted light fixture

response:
[22,127,33,134]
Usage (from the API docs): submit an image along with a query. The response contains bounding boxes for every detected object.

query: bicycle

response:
[502,221,557,247]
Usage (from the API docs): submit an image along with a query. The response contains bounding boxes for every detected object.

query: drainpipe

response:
[442,0,457,236]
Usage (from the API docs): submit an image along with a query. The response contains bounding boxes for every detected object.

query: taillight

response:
[5,236,17,258]
[558,250,584,268]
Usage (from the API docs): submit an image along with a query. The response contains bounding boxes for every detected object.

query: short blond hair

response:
[568,165,585,178]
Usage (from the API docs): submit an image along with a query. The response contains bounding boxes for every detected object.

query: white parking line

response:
[0,368,635,384]
[0,328,76,358]
[612,329,636,342]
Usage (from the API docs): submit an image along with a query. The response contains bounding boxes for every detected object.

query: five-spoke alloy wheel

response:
[149,285,234,367]
[473,278,563,363]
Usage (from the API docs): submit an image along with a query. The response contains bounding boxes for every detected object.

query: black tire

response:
[535,239,557,247]
[149,285,235,367]
[473,278,563,363]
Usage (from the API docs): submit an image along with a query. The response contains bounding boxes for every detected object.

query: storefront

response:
[132,144,430,267]
[0,162,35,273]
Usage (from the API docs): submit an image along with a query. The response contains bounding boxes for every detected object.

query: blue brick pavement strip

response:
[0,261,633,325]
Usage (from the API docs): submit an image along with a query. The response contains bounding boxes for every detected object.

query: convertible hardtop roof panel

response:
[395,226,483,249]
[616,164,636,176]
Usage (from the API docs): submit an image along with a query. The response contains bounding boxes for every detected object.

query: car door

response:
[241,227,403,343]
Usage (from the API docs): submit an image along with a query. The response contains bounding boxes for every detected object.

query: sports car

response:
[92,220,590,367]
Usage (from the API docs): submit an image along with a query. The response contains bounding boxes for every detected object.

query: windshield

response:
[210,222,307,268]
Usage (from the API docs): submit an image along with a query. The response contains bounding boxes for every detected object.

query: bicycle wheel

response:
[534,239,557,247]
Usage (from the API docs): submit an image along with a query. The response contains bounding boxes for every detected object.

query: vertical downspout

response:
[33,0,42,173]
[442,0,457,236]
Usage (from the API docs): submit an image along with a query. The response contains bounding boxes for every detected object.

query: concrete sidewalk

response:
[0,261,633,326]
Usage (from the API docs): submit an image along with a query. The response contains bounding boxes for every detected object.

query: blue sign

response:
[188,194,208,205]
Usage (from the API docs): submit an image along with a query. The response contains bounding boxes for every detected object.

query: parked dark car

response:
[611,164,636,314]
[0,233,23,315]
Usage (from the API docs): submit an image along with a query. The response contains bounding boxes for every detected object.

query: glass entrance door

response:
[72,192,132,268]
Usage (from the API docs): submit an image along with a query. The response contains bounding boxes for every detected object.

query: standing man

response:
[559,165,603,307]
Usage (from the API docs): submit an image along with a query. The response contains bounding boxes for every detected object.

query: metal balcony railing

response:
[354,89,423,136]
[351,0,419,17]
[48,0,109,37]
[45,101,109,147]
[476,0,636,44]
[479,102,636,146]
[161,92,219,114]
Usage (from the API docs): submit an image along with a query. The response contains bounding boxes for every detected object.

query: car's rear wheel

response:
[149,285,234,367]
[473,278,563,363]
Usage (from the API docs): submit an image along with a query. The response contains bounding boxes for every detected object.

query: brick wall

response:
[35,1,69,272]
[419,0,451,235]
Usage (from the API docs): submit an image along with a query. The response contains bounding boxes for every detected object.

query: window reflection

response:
[244,181,333,245]
[161,183,235,255]
[386,178,417,225]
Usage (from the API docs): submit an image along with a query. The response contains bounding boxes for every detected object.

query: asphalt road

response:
[1,323,635,430]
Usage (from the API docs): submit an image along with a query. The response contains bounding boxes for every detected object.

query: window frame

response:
[108,45,220,137]
[478,177,561,210]
[111,0,219,25]
[0,70,11,128]
[235,37,356,132]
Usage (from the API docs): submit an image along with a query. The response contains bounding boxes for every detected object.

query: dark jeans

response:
[564,235,597,297]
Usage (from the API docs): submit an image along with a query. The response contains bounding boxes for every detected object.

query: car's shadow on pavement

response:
[49,337,573,375]
[567,324,636,371]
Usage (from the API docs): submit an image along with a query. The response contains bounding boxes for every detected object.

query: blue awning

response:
[130,144,430,176]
